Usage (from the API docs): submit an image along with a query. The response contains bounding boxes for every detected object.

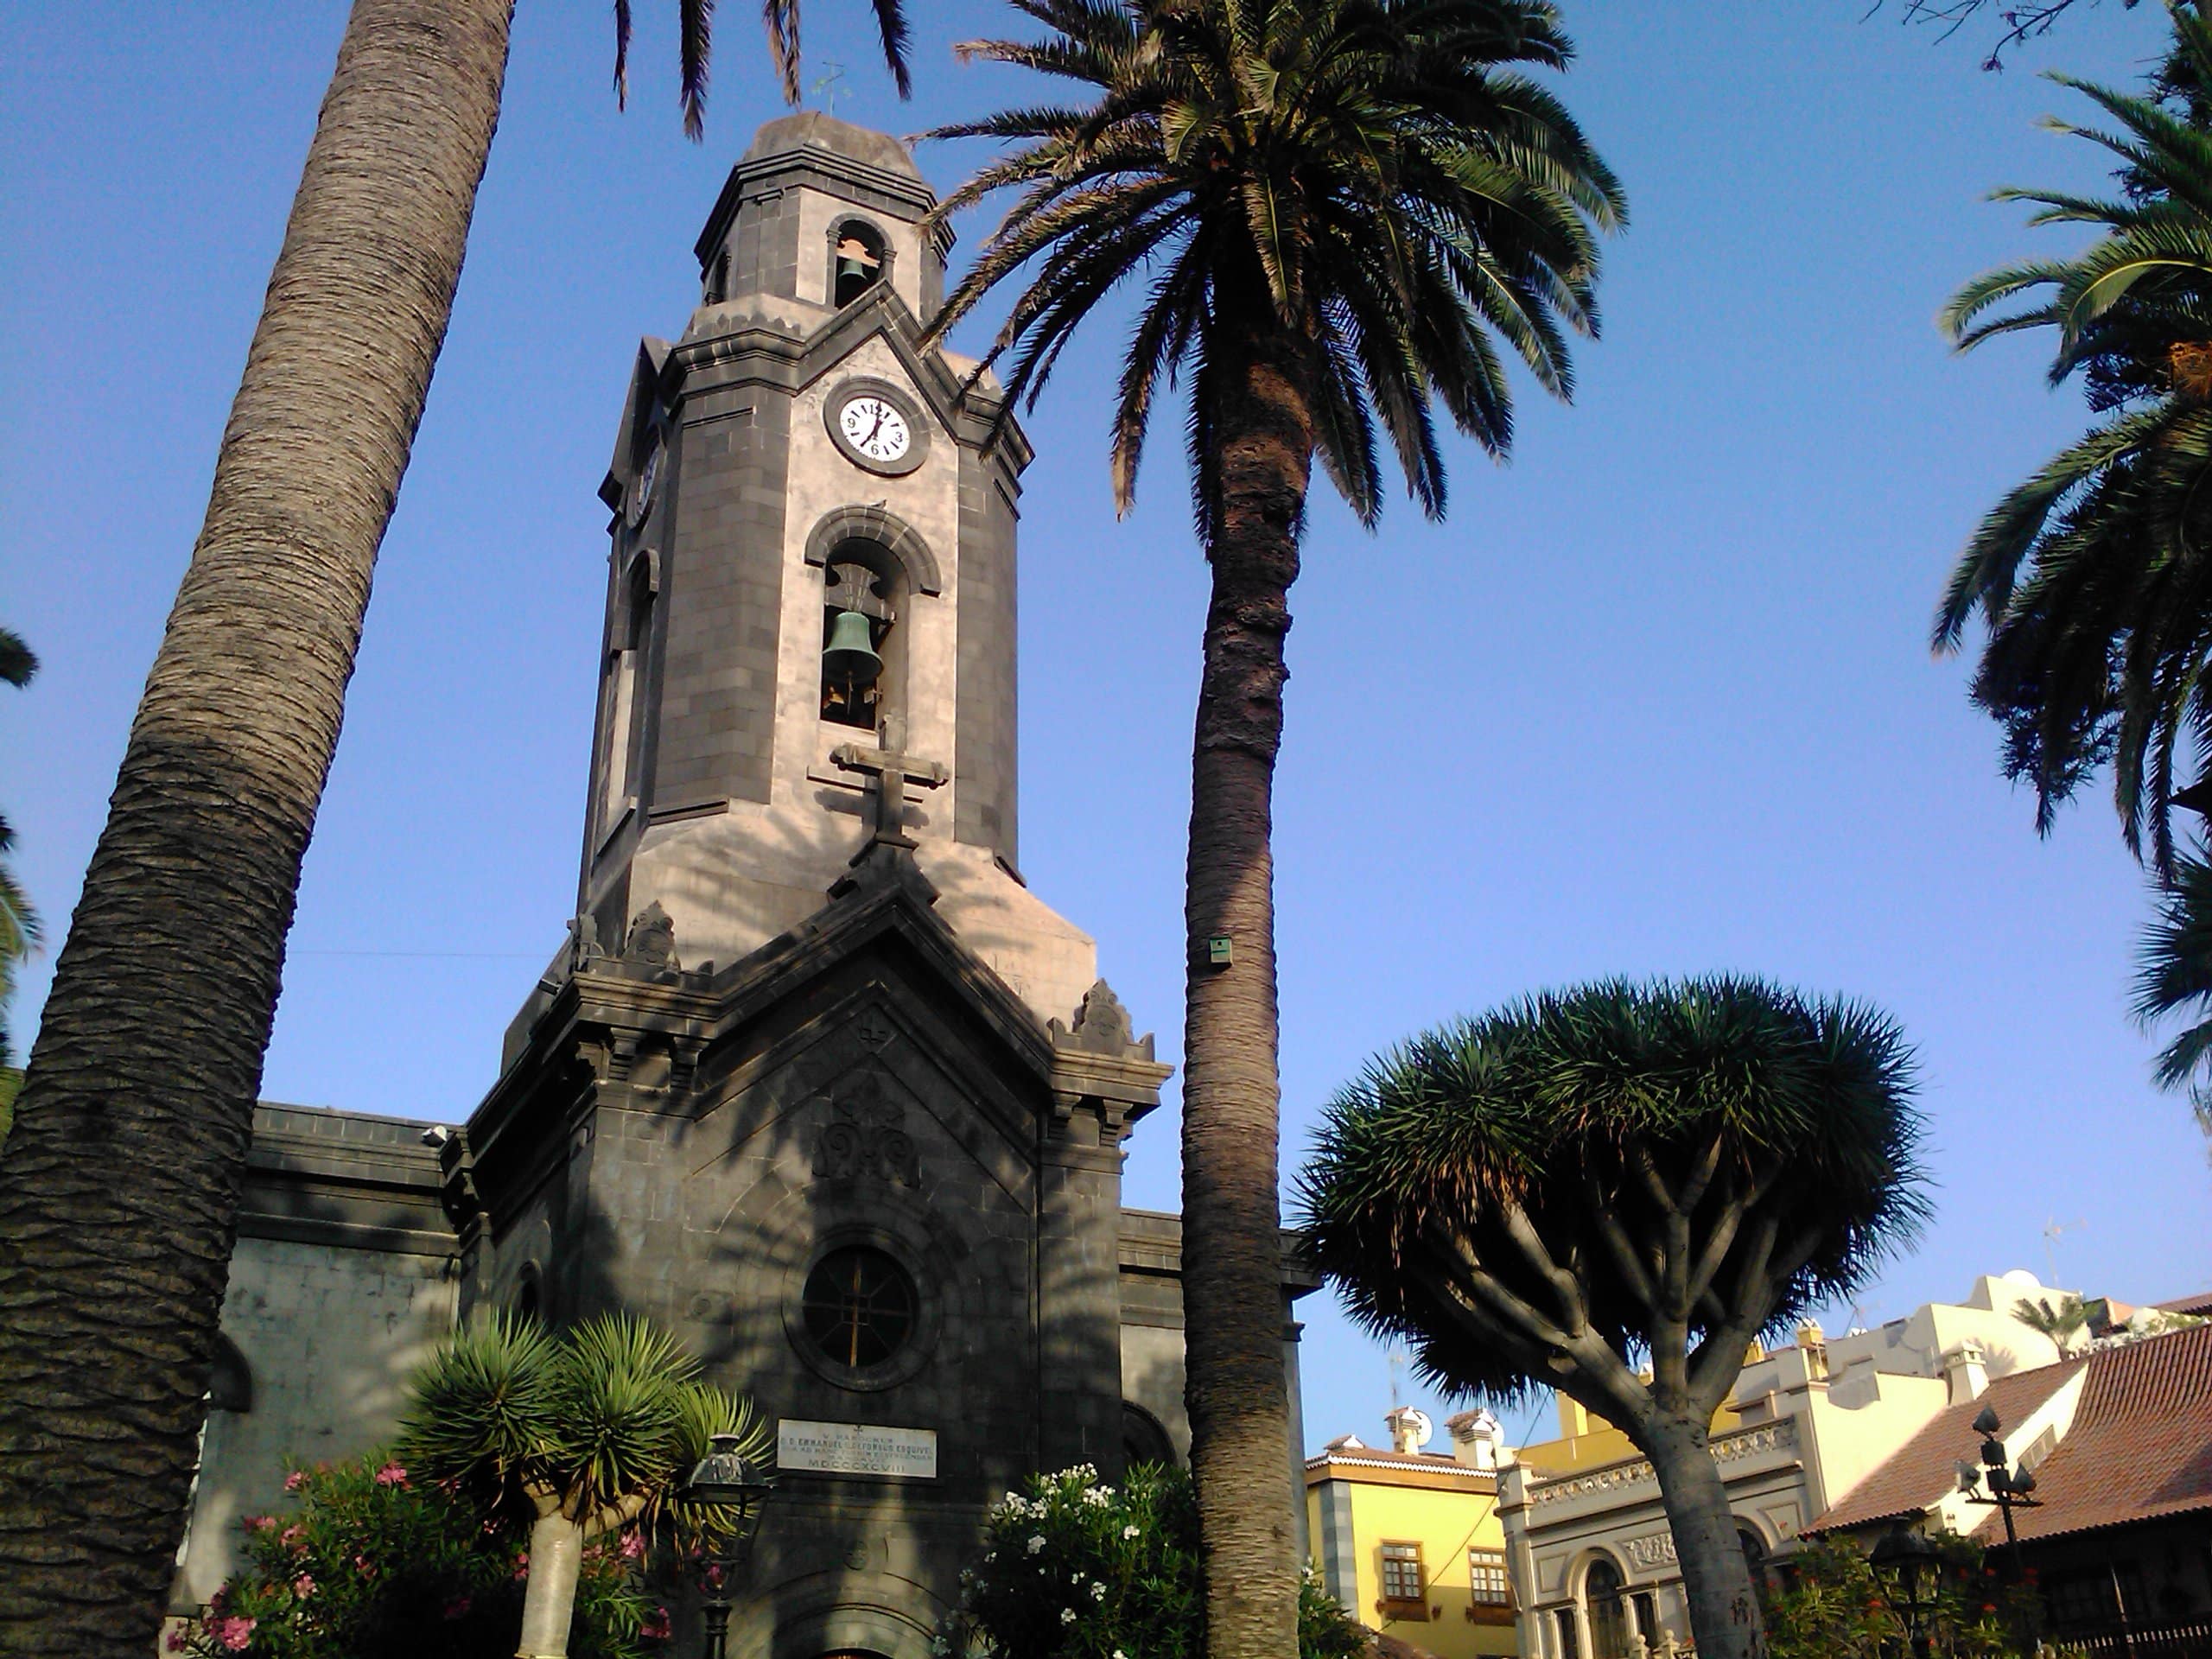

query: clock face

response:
[839,395,912,465]
[630,440,660,526]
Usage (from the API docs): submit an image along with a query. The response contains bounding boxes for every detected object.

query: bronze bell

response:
[823,609,882,684]
[837,253,871,286]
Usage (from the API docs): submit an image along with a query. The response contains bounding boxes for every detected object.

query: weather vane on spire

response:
[810,60,847,117]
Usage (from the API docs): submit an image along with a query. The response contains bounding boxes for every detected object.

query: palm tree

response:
[0,627,38,1078]
[402,1312,770,1659]
[1936,3,2212,875]
[917,3,1621,1651]
[2012,1291,2091,1351]
[1300,977,1930,1659]
[2133,841,2212,1135]
[0,5,906,1650]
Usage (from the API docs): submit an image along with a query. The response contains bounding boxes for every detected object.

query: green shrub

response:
[1765,1534,2040,1659]
[941,1463,1366,1659]
[166,1454,670,1659]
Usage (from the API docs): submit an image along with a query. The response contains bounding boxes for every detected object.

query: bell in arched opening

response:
[834,226,884,307]
[820,558,892,729]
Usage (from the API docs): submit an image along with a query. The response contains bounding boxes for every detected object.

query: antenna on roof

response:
[2044,1217,2084,1289]
[1388,1348,1407,1410]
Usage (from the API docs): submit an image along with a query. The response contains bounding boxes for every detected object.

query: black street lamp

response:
[675,1433,776,1659]
[1870,1526,1942,1659]
[1955,1404,2040,1580]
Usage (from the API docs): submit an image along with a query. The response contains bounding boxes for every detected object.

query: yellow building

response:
[1306,1408,1520,1659]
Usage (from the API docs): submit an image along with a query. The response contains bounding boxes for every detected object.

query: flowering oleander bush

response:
[938,1464,1367,1659]
[166,1455,668,1659]
[1764,1534,2041,1659]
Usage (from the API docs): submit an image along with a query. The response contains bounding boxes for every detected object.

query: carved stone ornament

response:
[811,1084,921,1187]
[1064,979,1134,1054]
[622,901,680,970]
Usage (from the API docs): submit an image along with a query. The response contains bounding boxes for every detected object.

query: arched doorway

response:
[1583,1558,1629,1659]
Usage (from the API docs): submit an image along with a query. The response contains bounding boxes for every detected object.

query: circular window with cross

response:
[802,1245,916,1369]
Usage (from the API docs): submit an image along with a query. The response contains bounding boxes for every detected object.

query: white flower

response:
[1060,1609,1078,1626]
[958,1569,973,1587]
[931,1642,950,1657]
[1122,1524,1140,1540]
[1114,1650,1128,1659]
[1027,1535,1047,1555]
[1091,1582,1108,1601]
[1071,1573,1084,1585]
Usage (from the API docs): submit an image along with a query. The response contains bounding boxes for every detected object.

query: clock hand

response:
[864,410,885,446]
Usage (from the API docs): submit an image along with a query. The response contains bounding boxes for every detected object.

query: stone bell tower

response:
[574,111,1093,1027]
[452,114,1211,1659]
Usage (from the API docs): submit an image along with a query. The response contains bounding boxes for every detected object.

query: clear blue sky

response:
[4,1,2204,1455]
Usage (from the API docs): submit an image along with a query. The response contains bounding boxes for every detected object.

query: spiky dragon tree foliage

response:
[1936,3,2212,874]
[401,1313,771,1659]
[1299,977,1929,1659]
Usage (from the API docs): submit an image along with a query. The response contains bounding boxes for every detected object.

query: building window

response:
[833,221,884,307]
[1554,1608,1580,1659]
[1584,1558,1628,1659]
[601,555,654,831]
[1379,1541,1427,1618]
[1632,1592,1658,1646]
[707,249,730,303]
[801,1245,917,1370]
[1468,1548,1511,1606]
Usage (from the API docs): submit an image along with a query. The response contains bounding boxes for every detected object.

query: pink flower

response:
[641,1605,672,1640]
[283,1471,306,1492]
[292,1574,315,1599]
[443,1595,474,1621]
[353,1554,378,1580]
[280,1526,303,1550]
[620,1530,645,1560]
[165,1627,188,1653]
[513,1553,531,1582]
[373,1462,409,1487]
[213,1615,256,1652]
[245,1516,276,1533]
[704,1561,726,1590]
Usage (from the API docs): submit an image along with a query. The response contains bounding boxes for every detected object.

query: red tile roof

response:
[1982,1322,2212,1545]
[1807,1360,2085,1534]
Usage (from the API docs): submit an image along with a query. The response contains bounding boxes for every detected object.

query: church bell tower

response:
[571,112,1097,1026]
[451,114,1218,1659]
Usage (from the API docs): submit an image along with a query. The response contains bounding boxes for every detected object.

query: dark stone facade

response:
[175,114,1320,1659]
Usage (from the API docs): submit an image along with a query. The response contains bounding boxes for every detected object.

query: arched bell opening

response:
[818,542,906,733]
[831,219,886,308]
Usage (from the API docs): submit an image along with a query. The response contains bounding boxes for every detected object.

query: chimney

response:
[1382,1407,1432,1456]
[1796,1319,1829,1382]
[1446,1408,1503,1471]
[1942,1338,1989,1404]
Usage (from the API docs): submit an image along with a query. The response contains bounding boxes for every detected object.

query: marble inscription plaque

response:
[779,1419,938,1479]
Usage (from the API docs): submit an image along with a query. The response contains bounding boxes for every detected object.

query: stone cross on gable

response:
[832,715,946,851]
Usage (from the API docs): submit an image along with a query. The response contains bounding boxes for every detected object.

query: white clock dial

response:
[840,395,912,463]
[630,440,660,526]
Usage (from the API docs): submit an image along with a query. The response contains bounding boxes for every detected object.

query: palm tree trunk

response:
[0,1,512,1649]
[1183,301,1314,1659]
[1640,1415,1768,1659]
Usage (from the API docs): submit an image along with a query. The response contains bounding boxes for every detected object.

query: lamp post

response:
[675,1433,775,1659]
[1870,1526,1942,1659]
[1955,1404,2040,1580]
